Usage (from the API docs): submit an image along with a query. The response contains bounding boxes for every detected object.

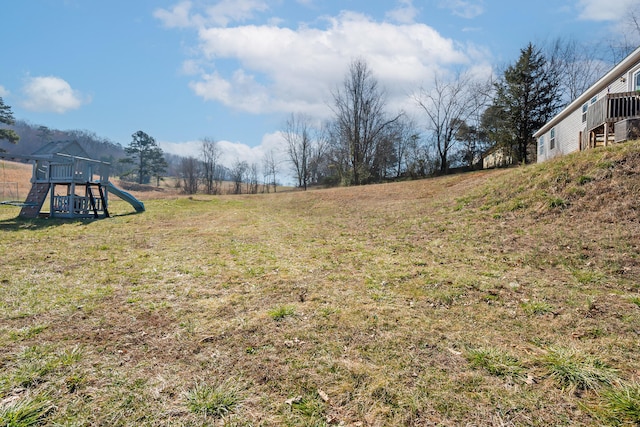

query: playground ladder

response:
[20,183,50,218]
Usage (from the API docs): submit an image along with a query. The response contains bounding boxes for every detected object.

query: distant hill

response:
[0,120,185,177]
[0,120,126,163]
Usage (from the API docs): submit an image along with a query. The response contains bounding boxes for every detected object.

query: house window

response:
[634,70,640,91]
[538,136,545,156]
[550,128,556,150]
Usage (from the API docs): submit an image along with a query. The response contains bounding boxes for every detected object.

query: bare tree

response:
[414,72,490,173]
[330,58,402,185]
[248,162,259,194]
[387,116,419,178]
[608,7,640,62]
[231,160,248,194]
[545,38,608,105]
[404,133,434,178]
[180,156,200,194]
[308,123,331,185]
[283,113,312,190]
[201,137,222,195]
[262,149,279,193]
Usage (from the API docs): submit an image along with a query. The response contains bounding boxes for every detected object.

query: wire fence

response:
[0,182,19,202]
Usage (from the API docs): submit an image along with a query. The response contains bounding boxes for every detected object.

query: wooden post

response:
[70,182,75,217]
[579,131,583,150]
[604,122,609,147]
[49,183,53,217]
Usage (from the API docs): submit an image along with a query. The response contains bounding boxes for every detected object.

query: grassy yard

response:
[1,142,640,426]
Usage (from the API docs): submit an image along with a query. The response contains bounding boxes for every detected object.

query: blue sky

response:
[1,0,639,170]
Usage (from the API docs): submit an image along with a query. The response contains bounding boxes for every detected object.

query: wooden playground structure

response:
[0,141,144,219]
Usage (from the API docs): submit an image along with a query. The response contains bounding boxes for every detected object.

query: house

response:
[534,46,640,162]
[482,145,513,169]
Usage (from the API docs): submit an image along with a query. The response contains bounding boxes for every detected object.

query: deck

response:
[583,92,640,149]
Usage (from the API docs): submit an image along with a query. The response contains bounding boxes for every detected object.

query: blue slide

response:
[106,182,145,213]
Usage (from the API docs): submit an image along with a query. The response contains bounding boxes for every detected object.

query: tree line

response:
[281,39,632,188]
[2,38,637,193]
[177,39,635,193]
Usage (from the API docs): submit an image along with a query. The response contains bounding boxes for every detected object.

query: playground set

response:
[0,141,144,219]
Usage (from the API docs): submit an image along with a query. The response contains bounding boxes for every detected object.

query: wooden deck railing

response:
[586,91,640,132]
[52,195,104,214]
[34,161,107,183]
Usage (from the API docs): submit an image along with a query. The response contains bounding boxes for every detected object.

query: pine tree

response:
[491,43,561,163]
[0,97,20,148]
[124,130,166,184]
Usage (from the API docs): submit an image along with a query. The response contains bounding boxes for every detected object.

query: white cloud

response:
[154,0,195,28]
[203,0,269,26]
[21,76,88,113]
[182,10,483,117]
[159,131,292,183]
[439,0,485,19]
[160,132,285,167]
[386,0,419,24]
[576,0,640,21]
[155,1,495,184]
[0,85,9,97]
[154,0,269,28]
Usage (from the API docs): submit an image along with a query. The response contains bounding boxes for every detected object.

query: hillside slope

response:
[1,142,639,426]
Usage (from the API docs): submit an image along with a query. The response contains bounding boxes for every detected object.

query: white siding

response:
[537,105,583,161]
[625,63,640,90]
[608,77,627,93]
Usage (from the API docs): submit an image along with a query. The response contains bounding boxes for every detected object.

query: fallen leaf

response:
[446,347,462,356]
[318,388,329,402]
[285,395,302,405]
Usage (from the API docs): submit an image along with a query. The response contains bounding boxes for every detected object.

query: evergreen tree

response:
[124,130,166,184]
[490,43,561,163]
[0,97,20,148]
[148,146,168,187]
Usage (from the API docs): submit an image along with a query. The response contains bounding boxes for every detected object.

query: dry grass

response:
[1,142,640,425]
[0,161,32,202]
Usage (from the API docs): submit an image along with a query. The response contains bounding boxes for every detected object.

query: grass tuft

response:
[268,305,295,321]
[185,380,244,419]
[0,393,54,427]
[521,300,554,316]
[601,381,640,424]
[541,347,618,392]
[466,347,526,382]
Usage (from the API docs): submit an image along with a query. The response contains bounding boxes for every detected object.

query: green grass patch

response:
[521,300,554,316]
[186,380,244,419]
[601,382,640,424]
[466,347,526,381]
[268,305,296,321]
[0,393,54,427]
[540,347,618,392]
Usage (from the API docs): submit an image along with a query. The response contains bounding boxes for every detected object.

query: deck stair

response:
[20,183,50,218]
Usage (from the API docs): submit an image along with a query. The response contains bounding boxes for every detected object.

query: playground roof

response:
[32,141,89,159]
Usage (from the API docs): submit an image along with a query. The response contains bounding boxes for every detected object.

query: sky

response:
[1,0,639,174]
